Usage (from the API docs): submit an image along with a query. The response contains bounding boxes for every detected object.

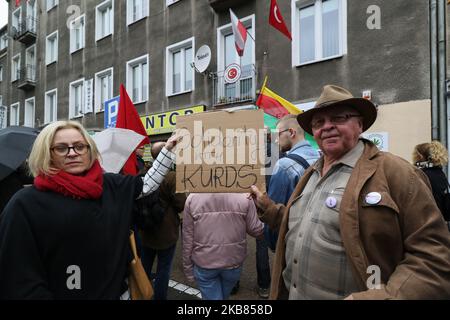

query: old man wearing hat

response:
[250,85,450,300]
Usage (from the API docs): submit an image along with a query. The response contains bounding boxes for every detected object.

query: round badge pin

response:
[325,196,337,208]
[365,192,382,205]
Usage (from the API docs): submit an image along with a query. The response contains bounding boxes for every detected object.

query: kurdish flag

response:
[256,77,318,149]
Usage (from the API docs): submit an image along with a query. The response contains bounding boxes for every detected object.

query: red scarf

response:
[34,160,104,199]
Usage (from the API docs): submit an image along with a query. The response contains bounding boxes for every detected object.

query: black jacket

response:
[422,166,450,221]
[0,173,142,299]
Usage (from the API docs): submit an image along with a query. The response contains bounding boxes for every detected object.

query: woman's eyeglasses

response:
[51,144,90,156]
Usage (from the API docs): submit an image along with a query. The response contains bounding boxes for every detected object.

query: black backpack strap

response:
[285,153,310,170]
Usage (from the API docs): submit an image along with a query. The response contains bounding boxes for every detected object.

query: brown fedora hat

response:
[297,85,377,135]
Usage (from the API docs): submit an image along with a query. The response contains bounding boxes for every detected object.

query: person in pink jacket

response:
[182,193,264,300]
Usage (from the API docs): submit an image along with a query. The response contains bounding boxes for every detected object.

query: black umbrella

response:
[0,126,39,180]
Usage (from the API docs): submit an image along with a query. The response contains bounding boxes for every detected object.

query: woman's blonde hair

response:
[28,121,100,177]
[412,140,449,167]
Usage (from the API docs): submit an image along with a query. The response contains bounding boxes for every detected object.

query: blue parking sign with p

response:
[104,96,120,128]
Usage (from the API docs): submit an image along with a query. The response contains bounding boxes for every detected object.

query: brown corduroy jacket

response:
[261,140,450,300]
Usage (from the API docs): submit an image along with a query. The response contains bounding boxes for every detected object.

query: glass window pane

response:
[184,47,193,91]
[132,65,140,101]
[142,62,148,101]
[299,5,315,63]
[241,27,252,71]
[224,34,235,68]
[173,51,181,93]
[322,0,339,58]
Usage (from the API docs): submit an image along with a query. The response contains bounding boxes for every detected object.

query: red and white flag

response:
[15,0,21,7]
[269,0,292,41]
[229,9,247,57]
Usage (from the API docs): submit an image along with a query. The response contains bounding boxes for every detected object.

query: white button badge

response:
[365,192,382,205]
[325,196,337,208]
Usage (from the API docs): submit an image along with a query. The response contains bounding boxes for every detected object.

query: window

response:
[292,0,347,66]
[217,14,255,102]
[95,67,113,112]
[70,79,85,118]
[26,45,36,81]
[45,89,57,124]
[0,65,3,81]
[127,0,149,25]
[47,0,58,11]
[70,15,85,53]
[0,35,8,51]
[166,37,194,96]
[27,0,37,33]
[12,7,21,33]
[11,54,20,82]
[46,31,58,65]
[126,55,148,104]
[24,97,35,127]
[96,0,113,41]
[10,103,20,126]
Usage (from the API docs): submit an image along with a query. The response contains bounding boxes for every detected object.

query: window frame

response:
[10,102,20,126]
[24,97,35,128]
[126,54,149,104]
[11,54,21,82]
[166,0,181,6]
[69,78,85,119]
[47,0,58,12]
[46,30,58,65]
[166,37,195,97]
[127,0,149,26]
[0,65,3,81]
[94,67,114,113]
[96,0,114,42]
[12,7,22,32]
[291,0,347,67]
[45,88,58,124]
[70,14,86,54]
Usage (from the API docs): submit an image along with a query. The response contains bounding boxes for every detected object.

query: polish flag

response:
[229,9,247,57]
[269,0,292,41]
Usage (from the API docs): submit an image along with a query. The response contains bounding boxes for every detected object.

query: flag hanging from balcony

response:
[229,9,247,57]
[269,0,292,40]
[256,77,301,119]
[15,0,21,7]
[116,84,150,176]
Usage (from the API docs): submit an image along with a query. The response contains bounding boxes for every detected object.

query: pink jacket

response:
[182,193,264,282]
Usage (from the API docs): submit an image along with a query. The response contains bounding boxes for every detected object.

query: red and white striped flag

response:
[229,9,247,57]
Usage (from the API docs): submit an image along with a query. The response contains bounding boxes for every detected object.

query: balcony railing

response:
[212,64,256,106]
[18,64,36,91]
[12,16,38,45]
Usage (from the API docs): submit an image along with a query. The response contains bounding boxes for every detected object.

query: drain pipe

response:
[430,0,439,140]
[438,0,447,148]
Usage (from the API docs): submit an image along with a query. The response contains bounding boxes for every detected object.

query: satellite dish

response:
[194,45,211,73]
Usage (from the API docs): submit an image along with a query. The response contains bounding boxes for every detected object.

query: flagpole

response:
[260,76,268,93]
[246,29,256,43]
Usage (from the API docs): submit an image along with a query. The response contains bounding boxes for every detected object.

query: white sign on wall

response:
[0,106,6,129]
[362,132,389,151]
[84,79,93,114]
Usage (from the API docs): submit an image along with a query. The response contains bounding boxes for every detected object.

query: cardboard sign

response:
[175,109,266,193]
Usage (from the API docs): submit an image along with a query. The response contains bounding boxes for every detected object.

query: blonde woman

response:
[0,121,180,299]
[413,141,450,223]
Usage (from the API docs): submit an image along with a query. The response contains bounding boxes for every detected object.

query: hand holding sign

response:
[166,129,184,151]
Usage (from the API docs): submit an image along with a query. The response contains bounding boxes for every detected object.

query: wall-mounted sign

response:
[224,64,241,84]
[84,79,94,113]
[362,132,388,151]
[141,105,205,136]
[104,96,120,128]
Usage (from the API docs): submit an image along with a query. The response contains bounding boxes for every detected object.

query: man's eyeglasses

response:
[311,114,361,130]
[278,128,291,135]
[51,144,90,156]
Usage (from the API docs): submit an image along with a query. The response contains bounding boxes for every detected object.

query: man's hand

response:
[165,130,183,151]
[249,185,273,212]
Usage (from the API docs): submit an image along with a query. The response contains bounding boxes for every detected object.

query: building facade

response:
[0,0,437,161]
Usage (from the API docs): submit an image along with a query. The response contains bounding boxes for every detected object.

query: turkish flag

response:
[116,84,150,175]
[269,0,292,41]
[15,0,20,7]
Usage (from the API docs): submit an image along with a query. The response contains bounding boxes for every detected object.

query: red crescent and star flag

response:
[269,0,292,41]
